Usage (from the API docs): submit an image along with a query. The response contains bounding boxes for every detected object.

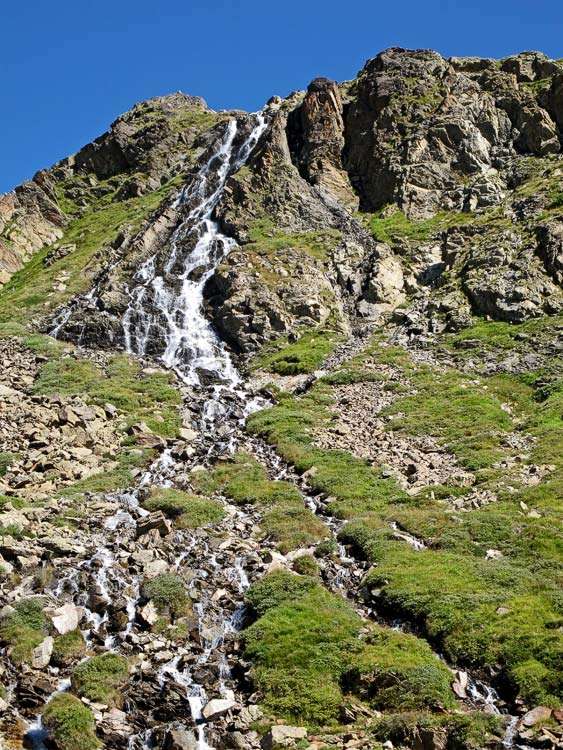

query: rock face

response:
[4,48,560,351]
[345,48,560,218]
[288,77,358,210]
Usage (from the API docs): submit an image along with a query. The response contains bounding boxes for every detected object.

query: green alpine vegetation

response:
[143,487,225,528]
[248,329,563,707]
[33,351,182,439]
[43,693,101,750]
[243,571,456,726]
[194,452,327,552]
[71,652,129,708]
[0,598,48,664]
[0,178,181,327]
[142,573,192,620]
[52,630,87,667]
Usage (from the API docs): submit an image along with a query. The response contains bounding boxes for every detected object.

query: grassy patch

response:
[52,630,87,667]
[365,546,562,706]
[0,452,17,477]
[247,388,405,519]
[366,207,474,245]
[0,598,48,664]
[43,693,100,750]
[381,368,526,470]
[251,328,342,375]
[243,571,454,726]
[248,333,562,707]
[447,315,563,358]
[247,219,341,263]
[34,353,181,439]
[195,453,326,552]
[71,652,129,707]
[143,487,225,528]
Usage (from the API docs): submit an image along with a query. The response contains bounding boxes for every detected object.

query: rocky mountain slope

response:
[0,48,561,750]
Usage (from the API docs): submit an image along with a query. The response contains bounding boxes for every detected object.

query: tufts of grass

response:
[0,452,18,477]
[142,573,191,620]
[252,328,342,376]
[245,570,319,617]
[365,546,562,706]
[71,652,129,708]
[195,452,325,553]
[52,630,87,667]
[43,693,100,750]
[292,555,320,576]
[343,628,455,711]
[143,487,225,528]
[246,218,342,262]
[366,207,474,245]
[0,598,48,664]
[33,353,181,439]
[381,368,531,471]
[248,332,562,707]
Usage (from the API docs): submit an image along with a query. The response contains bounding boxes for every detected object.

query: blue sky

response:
[1,0,561,193]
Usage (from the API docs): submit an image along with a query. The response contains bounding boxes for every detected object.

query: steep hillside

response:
[0,49,561,750]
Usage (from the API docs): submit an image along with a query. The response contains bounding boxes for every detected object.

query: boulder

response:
[261,726,308,750]
[164,727,199,750]
[31,636,53,669]
[522,706,552,727]
[50,603,80,634]
[202,698,237,721]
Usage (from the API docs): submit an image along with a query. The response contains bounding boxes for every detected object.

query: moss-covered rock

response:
[71,652,129,708]
[43,693,100,750]
[142,573,191,620]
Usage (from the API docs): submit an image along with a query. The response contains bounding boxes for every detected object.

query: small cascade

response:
[389,521,426,550]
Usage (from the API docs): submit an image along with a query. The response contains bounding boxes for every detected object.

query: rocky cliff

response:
[0,48,561,750]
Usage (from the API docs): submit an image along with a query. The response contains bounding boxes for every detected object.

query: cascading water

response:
[122,112,267,388]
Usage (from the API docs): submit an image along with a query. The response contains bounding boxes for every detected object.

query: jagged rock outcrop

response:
[344,48,561,218]
[2,47,562,350]
[287,77,358,210]
[0,93,216,287]
[0,179,64,284]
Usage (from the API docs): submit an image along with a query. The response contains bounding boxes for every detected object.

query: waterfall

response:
[122,112,267,387]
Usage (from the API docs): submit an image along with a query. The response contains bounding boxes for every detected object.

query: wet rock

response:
[261,726,308,750]
[31,636,54,668]
[522,706,552,727]
[202,697,237,720]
